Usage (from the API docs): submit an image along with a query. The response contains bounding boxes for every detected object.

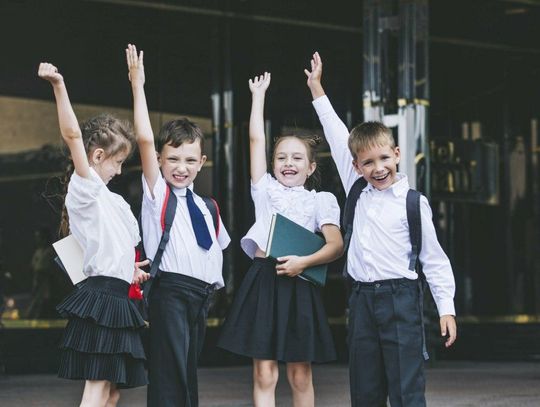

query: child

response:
[126,44,231,407]
[217,72,344,407]
[305,52,457,406]
[38,62,150,407]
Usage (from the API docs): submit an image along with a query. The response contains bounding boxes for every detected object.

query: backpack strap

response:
[202,196,220,237]
[342,177,368,253]
[406,189,422,273]
[143,184,177,302]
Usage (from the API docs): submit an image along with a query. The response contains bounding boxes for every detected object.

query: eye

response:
[168,157,178,162]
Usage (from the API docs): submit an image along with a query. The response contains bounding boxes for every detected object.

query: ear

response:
[156,151,162,166]
[352,159,363,176]
[198,155,207,172]
[91,148,105,165]
[308,161,317,177]
[394,146,401,164]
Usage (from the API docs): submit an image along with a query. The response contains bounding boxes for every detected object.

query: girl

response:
[218,72,344,407]
[38,62,149,407]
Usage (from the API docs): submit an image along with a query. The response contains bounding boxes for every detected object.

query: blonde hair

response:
[348,121,395,160]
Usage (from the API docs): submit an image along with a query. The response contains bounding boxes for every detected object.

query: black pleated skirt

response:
[217,257,336,363]
[56,276,148,388]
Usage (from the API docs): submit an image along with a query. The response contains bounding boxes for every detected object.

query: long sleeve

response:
[312,95,359,194]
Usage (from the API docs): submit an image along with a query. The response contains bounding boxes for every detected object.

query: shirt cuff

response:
[312,95,333,116]
[435,298,456,317]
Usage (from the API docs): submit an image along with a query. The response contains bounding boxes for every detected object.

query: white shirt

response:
[241,173,340,258]
[313,95,456,316]
[66,168,140,284]
[141,175,231,288]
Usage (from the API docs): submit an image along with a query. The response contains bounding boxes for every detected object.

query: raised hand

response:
[126,43,145,86]
[248,72,271,96]
[38,62,64,86]
[304,51,322,88]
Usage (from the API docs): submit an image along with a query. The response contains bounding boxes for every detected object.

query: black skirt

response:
[217,257,336,363]
[56,276,147,388]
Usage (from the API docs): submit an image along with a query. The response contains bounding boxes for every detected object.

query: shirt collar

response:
[171,183,194,197]
[363,173,410,197]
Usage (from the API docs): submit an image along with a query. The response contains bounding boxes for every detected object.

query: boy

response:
[305,52,457,406]
[126,44,230,407]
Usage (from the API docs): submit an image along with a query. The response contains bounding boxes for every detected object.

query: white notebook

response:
[52,234,87,285]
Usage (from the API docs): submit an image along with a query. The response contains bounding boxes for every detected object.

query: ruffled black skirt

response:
[56,276,147,388]
[217,258,336,363]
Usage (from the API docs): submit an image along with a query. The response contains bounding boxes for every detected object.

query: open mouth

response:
[373,172,389,182]
[281,169,297,176]
[172,174,189,182]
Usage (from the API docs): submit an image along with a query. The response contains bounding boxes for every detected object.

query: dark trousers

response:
[147,272,214,407]
[348,278,426,407]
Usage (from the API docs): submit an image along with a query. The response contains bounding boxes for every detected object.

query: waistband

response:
[157,270,216,294]
[352,277,418,291]
[83,276,130,296]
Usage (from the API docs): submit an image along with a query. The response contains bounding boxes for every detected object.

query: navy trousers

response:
[348,278,426,407]
[147,272,214,407]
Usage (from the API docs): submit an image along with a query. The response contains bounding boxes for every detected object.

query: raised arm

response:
[248,72,271,184]
[126,44,160,194]
[38,63,90,179]
[305,52,359,193]
[304,51,325,100]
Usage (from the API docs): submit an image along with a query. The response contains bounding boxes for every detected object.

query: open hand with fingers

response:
[132,259,150,284]
[126,43,145,86]
[248,72,271,96]
[304,51,322,88]
[38,62,64,86]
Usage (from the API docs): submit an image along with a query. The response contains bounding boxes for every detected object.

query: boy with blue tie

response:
[305,52,457,406]
[126,44,230,407]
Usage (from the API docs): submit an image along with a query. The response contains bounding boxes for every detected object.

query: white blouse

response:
[66,168,140,284]
[241,173,341,258]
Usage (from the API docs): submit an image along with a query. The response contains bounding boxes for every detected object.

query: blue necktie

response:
[186,189,213,250]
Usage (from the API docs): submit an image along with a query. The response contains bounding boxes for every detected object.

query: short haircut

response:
[157,118,205,153]
[348,121,395,160]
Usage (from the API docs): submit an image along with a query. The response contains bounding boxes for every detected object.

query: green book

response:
[265,213,327,287]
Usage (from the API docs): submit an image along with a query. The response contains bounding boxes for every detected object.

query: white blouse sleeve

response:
[67,169,104,204]
[250,173,271,197]
[315,192,341,232]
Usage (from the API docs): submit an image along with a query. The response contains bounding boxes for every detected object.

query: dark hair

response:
[272,134,322,191]
[348,121,395,160]
[59,114,134,237]
[156,118,205,153]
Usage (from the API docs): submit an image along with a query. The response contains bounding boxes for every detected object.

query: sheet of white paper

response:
[52,235,87,285]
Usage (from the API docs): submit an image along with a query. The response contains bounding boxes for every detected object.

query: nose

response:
[116,165,122,175]
[285,157,293,166]
[374,160,384,172]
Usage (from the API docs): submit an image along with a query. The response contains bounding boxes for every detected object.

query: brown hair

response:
[157,118,205,153]
[348,121,395,160]
[59,114,135,237]
[272,134,321,190]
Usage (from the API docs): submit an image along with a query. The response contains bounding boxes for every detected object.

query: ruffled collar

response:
[267,177,316,228]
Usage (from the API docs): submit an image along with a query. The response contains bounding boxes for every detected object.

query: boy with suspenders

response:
[305,52,457,406]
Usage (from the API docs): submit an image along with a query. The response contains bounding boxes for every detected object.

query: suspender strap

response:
[143,185,177,302]
[406,189,422,272]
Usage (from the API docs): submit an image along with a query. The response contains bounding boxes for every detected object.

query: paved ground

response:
[0,362,539,406]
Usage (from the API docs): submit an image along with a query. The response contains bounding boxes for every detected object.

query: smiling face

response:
[91,148,130,185]
[272,137,316,188]
[353,143,400,190]
[158,141,207,189]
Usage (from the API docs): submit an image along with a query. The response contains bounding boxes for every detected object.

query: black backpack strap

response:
[143,184,177,302]
[342,177,368,253]
[202,196,220,237]
[406,189,422,273]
